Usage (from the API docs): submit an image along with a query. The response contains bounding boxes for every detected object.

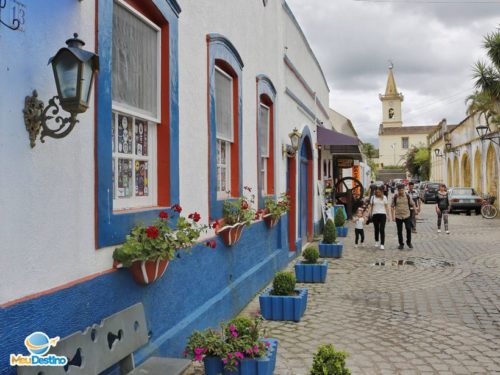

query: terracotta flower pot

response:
[262,214,280,228]
[217,222,245,246]
[128,259,169,285]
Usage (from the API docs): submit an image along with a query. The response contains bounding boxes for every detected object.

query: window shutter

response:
[259,104,270,157]
[215,69,234,142]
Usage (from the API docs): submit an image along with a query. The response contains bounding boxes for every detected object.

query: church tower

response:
[379,64,404,128]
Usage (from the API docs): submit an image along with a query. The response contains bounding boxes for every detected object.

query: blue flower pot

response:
[203,339,278,375]
[259,288,308,322]
[336,226,348,237]
[294,261,328,283]
[319,241,344,258]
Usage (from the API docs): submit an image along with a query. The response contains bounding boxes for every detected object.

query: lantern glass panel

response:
[81,60,94,106]
[291,133,299,150]
[55,50,79,99]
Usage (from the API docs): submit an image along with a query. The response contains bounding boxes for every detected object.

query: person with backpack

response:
[367,187,392,250]
[407,181,420,233]
[392,184,416,250]
[436,183,450,234]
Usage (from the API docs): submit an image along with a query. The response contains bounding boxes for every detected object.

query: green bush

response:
[334,209,346,228]
[323,219,337,244]
[272,271,296,296]
[302,246,319,264]
[310,344,351,375]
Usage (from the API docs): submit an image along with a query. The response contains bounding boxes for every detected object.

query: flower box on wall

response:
[217,222,246,246]
[127,259,169,285]
[259,288,308,322]
[294,261,328,283]
[318,242,344,258]
[336,226,348,237]
[203,339,278,375]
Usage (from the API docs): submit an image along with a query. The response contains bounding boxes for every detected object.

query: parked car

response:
[448,187,483,215]
[420,182,440,203]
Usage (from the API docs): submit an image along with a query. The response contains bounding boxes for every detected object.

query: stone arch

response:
[453,157,459,187]
[486,144,499,205]
[474,148,482,193]
[447,158,452,187]
[461,153,471,187]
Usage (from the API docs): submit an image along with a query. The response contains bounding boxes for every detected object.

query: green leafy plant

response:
[272,271,296,296]
[185,315,270,372]
[113,207,212,267]
[334,209,346,228]
[263,193,290,219]
[221,187,256,226]
[310,344,350,375]
[323,219,337,244]
[302,246,319,264]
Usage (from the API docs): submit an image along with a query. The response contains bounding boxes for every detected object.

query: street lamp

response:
[476,124,500,146]
[23,33,99,148]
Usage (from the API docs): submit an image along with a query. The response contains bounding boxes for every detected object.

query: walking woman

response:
[368,187,392,249]
[436,184,450,234]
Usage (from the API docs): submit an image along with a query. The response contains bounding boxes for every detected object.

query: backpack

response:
[393,193,413,211]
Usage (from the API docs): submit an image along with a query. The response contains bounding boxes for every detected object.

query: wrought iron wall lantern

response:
[445,142,460,156]
[476,124,500,146]
[282,127,302,158]
[434,148,444,158]
[23,33,99,148]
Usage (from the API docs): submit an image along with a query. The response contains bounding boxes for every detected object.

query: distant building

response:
[377,66,437,168]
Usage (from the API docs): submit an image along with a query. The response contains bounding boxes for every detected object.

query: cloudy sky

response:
[286,0,500,146]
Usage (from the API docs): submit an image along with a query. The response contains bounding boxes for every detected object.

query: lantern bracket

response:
[23,90,79,148]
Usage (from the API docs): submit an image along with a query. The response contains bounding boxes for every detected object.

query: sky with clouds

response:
[286,0,500,146]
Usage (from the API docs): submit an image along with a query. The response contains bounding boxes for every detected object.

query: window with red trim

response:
[258,95,275,197]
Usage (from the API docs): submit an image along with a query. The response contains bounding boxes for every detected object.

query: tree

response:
[361,143,378,159]
[405,146,430,180]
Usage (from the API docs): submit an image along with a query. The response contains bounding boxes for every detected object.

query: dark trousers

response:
[355,229,364,244]
[396,217,412,246]
[372,214,386,245]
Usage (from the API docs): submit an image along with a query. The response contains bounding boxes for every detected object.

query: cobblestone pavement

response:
[187,203,500,374]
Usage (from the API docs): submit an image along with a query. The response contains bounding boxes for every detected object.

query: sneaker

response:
[446,231,450,234]
[380,245,385,250]
[407,243,413,249]
[398,244,404,250]
[437,229,441,233]
[375,241,380,247]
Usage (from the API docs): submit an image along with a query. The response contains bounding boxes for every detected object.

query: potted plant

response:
[262,193,290,228]
[185,315,278,375]
[319,219,344,258]
[216,188,256,246]
[334,208,348,237]
[113,206,213,285]
[259,271,308,322]
[310,344,351,375]
[294,246,328,283]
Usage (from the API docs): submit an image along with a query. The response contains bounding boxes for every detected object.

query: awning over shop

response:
[317,126,362,159]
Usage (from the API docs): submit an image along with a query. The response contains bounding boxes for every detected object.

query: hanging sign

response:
[337,158,353,168]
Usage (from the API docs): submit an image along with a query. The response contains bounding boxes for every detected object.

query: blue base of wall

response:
[0,217,292,375]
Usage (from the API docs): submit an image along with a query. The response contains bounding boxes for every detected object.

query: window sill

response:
[113,205,169,215]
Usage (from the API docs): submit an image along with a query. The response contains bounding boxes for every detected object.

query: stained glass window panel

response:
[135,119,148,156]
[135,160,149,196]
[118,114,133,154]
[117,158,133,198]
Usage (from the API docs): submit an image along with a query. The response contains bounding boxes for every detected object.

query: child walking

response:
[353,207,365,248]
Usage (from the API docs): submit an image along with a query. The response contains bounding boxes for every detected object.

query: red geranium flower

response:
[159,211,168,219]
[145,226,159,239]
[206,240,217,249]
[172,204,182,213]
[241,200,249,210]
[188,212,201,222]
[211,220,220,230]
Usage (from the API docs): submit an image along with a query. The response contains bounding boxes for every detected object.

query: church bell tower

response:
[379,64,404,128]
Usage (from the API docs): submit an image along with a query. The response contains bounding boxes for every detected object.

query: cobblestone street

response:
[237,203,500,375]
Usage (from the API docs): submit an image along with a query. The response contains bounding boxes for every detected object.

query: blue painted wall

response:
[0,217,292,374]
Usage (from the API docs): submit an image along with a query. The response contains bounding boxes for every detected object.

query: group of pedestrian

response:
[352,182,451,250]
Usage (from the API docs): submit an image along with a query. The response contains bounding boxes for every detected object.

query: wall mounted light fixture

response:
[476,124,500,146]
[23,33,99,148]
[282,127,302,158]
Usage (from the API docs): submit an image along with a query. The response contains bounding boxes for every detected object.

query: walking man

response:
[392,184,416,250]
[408,181,420,233]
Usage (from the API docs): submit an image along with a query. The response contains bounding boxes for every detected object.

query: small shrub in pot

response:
[272,271,296,296]
[323,219,337,244]
[310,344,350,375]
[302,246,319,264]
[334,208,346,228]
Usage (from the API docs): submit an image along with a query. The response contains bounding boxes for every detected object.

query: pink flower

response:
[235,361,239,366]
[194,348,204,355]
[194,354,203,361]
[227,353,233,359]
[231,331,238,337]
[246,348,253,355]
[235,352,244,359]
[265,341,271,348]
[229,324,236,332]
[253,345,260,353]
[222,358,227,365]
